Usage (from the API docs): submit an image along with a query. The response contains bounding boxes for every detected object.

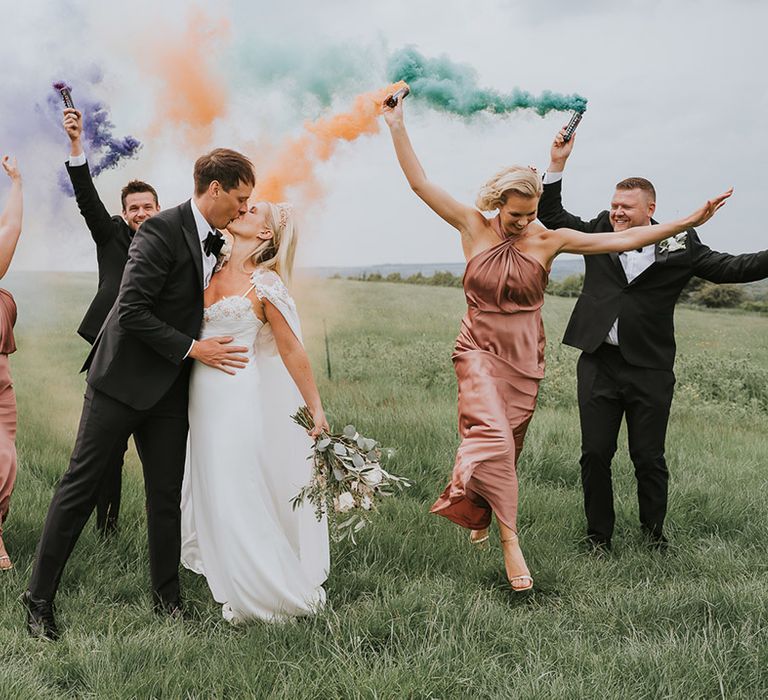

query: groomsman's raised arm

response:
[538,129,608,233]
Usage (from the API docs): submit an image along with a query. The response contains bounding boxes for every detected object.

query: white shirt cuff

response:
[68,152,87,167]
[183,340,195,359]
[543,171,563,184]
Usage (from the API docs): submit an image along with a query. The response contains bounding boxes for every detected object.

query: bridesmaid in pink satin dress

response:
[0,155,23,572]
[381,95,731,591]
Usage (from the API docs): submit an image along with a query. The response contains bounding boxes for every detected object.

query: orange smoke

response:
[146,8,229,148]
[253,81,408,202]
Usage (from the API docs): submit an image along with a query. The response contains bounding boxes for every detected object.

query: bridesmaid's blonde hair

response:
[475,166,543,211]
[242,202,298,284]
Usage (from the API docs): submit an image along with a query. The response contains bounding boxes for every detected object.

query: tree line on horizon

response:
[337,271,768,311]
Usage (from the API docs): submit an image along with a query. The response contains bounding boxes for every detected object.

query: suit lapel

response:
[608,252,628,283]
[180,200,204,292]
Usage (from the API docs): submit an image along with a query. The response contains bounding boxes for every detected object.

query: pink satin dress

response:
[0,288,16,537]
[431,216,548,531]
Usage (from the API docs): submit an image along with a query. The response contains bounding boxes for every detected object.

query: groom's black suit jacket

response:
[83,200,203,410]
[66,161,133,344]
[538,180,768,371]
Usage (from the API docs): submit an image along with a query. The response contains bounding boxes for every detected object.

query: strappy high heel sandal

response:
[0,554,13,571]
[469,527,489,546]
[500,533,533,592]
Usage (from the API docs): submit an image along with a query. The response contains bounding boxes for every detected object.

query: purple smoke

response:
[48,81,142,195]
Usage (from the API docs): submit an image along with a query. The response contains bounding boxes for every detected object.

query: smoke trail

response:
[145,8,229,149]
[387,46,587,116]
[233,41,376,110]
[46,82,142,195]
[253,82,406,202]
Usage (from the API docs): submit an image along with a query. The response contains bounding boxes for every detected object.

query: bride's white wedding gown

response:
[181,268,329,622]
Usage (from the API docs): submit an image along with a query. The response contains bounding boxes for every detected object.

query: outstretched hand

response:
[550,127,575,166]
[1,156,20,183]
[381,93,404,127]
[685,188,733,228]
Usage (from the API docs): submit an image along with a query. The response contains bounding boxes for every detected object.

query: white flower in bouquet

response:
[290,406,411,543]
[362,465,383,487]
[335,492,355,513]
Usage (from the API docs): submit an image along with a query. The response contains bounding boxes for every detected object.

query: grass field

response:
[0,272,767,699]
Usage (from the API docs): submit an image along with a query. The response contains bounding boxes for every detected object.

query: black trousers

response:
[95,438,127,534]
[577,344,675,542]
[28,372,189,605]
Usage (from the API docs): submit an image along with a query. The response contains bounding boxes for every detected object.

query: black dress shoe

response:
[21,591,59,641]
[153,599,185,618]
[586,535,612,554]
[641,527,669,551]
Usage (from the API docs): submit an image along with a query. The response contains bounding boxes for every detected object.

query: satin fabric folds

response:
[431,218,548,531]
[0,288,17,536]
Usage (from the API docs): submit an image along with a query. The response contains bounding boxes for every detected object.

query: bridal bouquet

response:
[291,406,411,543]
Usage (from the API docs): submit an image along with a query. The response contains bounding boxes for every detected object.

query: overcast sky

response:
[2,0,767,270]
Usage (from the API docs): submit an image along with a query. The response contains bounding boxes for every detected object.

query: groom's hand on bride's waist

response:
[189,336,249,375]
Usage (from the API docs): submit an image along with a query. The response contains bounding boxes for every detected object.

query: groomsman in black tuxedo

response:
[538,129,768,551]
[63,107,161,536]
[24,148,255,640]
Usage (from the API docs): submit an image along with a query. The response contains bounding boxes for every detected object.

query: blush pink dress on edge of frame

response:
[0,288,17,536]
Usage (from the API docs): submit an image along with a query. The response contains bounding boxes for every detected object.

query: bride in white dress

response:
[181,201,330,623]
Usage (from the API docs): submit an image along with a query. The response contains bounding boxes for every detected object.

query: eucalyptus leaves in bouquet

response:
[291,406,411,542]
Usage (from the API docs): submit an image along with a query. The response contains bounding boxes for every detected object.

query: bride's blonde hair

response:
[475,165,543,211]
[242,202,298,283]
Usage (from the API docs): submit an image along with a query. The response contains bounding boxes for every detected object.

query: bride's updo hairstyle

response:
[243,202,298,284]
[475,166,543,212]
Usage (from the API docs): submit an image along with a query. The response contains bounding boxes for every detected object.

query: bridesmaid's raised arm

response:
[554,189,733,257]
[0,156,23,280]
[382,98,478,236]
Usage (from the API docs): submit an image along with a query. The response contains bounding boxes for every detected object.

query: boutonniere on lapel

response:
[658,232,688,253]
[213,232,233,272]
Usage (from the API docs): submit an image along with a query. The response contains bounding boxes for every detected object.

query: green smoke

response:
[233,41,375,109]
[387,47,587,116]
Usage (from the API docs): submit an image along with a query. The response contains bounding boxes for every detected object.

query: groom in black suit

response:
[63,106,161,536]
[24,149,255,640]
[538,130,768,551]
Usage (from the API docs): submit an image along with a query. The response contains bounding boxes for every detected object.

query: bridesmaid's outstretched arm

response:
[0,156,23,280]
[554,189,733,257]
[382,99,478,235]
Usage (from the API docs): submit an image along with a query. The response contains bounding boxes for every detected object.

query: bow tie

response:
[203,230,224,257]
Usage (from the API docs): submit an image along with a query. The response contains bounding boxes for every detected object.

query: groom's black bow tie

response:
[203,230,224,257]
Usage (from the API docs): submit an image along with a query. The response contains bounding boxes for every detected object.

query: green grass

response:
[1,272,767,699]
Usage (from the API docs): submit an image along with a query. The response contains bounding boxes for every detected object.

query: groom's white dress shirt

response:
[543,171,655,347]
[189,198,219,290]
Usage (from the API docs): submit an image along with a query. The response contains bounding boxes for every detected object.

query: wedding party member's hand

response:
[549,127,575,170]
[1,156,21,183]
[683,188,733,228]
[189,336,249,375]
[63,108,83,143]
[307,406,330,438]
[382,93,404,128]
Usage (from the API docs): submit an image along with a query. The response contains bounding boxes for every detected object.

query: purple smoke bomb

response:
[53,81,75,110]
